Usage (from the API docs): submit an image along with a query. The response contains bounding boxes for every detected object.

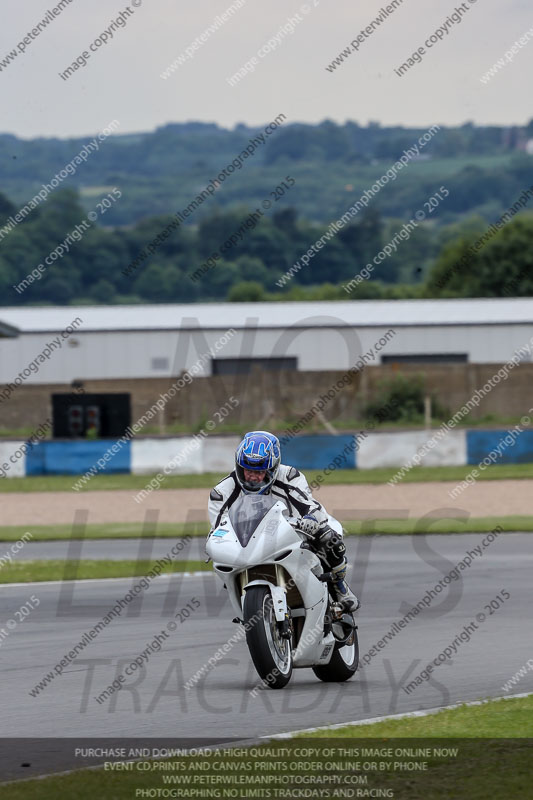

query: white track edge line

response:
[264,690,533,738]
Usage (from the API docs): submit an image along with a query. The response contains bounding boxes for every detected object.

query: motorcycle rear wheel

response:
[243,586,293,689]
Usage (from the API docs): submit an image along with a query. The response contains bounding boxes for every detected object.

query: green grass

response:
[323,462,533,484]
[1,515,532,542]
[301,694,533,738]
[0,414,529,440]
[0,471,228,492]
[2,697,531,799]
[0,559,209,584]
[118,413,531,436]
[0,522,206,541]
[342,515,533,535]
[0,427,42,438]
[2,462,533,493]
[295,697,533,800]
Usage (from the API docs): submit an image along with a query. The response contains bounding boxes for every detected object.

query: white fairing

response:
[205,494,338,667]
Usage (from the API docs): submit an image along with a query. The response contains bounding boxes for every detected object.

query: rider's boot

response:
[330,559,360,612]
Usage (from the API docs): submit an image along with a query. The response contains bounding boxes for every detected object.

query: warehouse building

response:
[0,298,532,384]
[0,318,18,339]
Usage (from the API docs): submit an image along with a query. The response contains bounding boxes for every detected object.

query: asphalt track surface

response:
[12,537,210,562]
[10,531,533,561]
[1,533,532,780]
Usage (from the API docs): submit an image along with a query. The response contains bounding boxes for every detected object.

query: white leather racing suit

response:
[208,464,329,532]
[207,464,359,611]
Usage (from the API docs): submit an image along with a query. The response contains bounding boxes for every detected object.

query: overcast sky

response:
[0,0,531,139]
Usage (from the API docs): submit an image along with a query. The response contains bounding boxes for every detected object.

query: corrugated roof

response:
[0,298,532,332]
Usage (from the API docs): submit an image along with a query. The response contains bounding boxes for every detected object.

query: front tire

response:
[312,624,359,682]
[243,586,293,689]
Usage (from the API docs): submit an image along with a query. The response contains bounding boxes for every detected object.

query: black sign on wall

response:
[52,393,131,438]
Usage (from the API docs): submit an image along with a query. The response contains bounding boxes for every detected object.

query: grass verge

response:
[1,462,533,493]
[297,696,533,800]
[1,515,532,541]
[301,693,533,738]
[0,471,227,493]
[343,515,533,535]
[0,522,206,541]
[1,697,531,799]
[0,559,209,584]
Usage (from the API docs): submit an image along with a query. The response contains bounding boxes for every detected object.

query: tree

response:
[39,276,76,304]
[233,255,269,284]
[263,124,324,164]
[0,191,16,222]
[425,215,533,297]
[197,208,253,256]
[241,225,291,275]
[37,189,86,239]
[227,281,266,301]
[354,208,384,267]
[273,207,298,236]
[90,279,117,303]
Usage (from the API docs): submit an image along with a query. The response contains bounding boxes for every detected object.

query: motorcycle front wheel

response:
[312,623,359,683]
[243,585,293,689]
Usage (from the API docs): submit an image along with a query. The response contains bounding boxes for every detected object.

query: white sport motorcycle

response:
[205,493,359,689]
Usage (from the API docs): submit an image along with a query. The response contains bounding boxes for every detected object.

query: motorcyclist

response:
[207,430,360,612]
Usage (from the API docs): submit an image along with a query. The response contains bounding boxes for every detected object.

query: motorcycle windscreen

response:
[228,493,280,547]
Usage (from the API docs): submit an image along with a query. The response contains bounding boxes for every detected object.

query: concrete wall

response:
[357,430,466,469]
[1,362,533,433]
[0,441,26,479]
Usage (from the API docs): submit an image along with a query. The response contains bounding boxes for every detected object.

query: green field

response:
[303,694,533,738]
[0,559,208,584]
[1,696,531,799]
[1,461,533,493]
[3,413,529,440]
[0,515,531,543]
[0,522,204,541]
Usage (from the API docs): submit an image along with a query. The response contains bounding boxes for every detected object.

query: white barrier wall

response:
[0,441,26,479]
[131,436,238,475]
[131,438,202,475]
[357,430,467,470]
[132,431,468,475]
[10,429,533,476]
[203,436,239,473]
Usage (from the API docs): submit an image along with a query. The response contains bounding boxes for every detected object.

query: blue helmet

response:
[235,431,281,494]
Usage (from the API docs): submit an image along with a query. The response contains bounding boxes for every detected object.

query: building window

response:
[212,357,298,375]
[381,353,468,364]
[151,357,169,371]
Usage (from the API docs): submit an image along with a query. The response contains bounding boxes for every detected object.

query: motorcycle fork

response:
[238,569,250,601]
[275,565,293,640]
[275,563,286,590]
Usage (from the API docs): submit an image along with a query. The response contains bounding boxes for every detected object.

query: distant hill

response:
[1,119,533,307]
[1,119,532,226]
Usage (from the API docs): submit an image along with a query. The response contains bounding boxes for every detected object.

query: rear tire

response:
[312,625,359,683]
[243,586,293,689]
